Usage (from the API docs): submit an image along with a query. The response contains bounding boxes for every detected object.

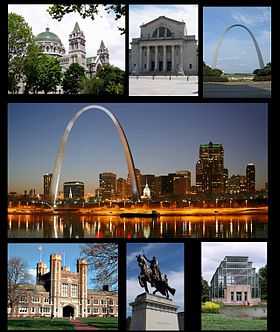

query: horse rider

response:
[143,255,162,282]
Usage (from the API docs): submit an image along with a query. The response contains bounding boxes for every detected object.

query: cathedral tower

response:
[50,254,62,317]
[97,40,109,65]
[77,259,88,318]
[68,22,86,69]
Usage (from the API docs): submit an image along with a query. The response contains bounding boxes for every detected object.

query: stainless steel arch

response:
[212,24,265,70]
[50,105,140,205]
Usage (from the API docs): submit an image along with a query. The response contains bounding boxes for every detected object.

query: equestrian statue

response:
[136,254,176,299]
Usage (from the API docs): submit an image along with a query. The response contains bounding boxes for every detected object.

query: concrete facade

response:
[130,293,179,331]
[130,16,198,75]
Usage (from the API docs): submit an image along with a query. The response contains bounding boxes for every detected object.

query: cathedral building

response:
[8,254,118,318]
[129,16,198,75]
[35,22,109,77]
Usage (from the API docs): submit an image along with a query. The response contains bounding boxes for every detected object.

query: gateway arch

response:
[212,24,265,70]
[50,105,140,206]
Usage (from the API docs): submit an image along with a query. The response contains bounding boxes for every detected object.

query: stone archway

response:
[63,305,74,318]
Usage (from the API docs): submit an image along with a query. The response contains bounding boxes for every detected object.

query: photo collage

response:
[2,0,273,331]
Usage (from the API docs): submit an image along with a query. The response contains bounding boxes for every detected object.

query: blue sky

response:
[204,7,271,73]
[8,243,99,289]
[8,103,268,194]
[126,243,184,317]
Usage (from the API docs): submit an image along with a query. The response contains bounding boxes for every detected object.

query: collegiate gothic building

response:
[8,254,118,318]
[35,22,110,77]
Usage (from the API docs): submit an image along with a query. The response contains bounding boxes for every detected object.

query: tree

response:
[62,63,85,94]
[22,44,41,94]
[8,13,34,93]
[259,265,267,300]
[8,257,32,316]
[36,55,62,94]
[79,65,124,95]
[201,277,210,303]
[48,4,126,34]
[81,243,118,289]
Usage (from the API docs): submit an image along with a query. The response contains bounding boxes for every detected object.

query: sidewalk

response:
[70,319,97,330]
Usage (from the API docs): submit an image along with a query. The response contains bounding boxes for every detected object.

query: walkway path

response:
[70,319,97,330]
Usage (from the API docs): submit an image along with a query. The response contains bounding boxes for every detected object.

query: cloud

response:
[232,8,271,28]
[126,270,184,317]
[8,4,124,69]
[129,5,198,43]
[202,242,267,283]
[127,243,168,265]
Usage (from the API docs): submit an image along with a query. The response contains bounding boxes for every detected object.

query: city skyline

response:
[8,103,268,194]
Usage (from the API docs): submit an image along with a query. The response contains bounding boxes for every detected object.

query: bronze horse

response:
[136,254,176,299]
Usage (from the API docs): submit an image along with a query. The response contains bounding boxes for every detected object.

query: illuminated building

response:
[64,181,84,200]
[196,142,224,194]
[246,163,256,194]
[99,173,117,200]
[43,173,52,200]
[173,170,191,196]
[210,256,261,305]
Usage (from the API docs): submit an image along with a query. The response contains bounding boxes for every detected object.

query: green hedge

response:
[203,76,229,82]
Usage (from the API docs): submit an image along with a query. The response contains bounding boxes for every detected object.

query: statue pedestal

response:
[130,293,179,331]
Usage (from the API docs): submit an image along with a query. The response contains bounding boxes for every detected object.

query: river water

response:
[8,214,268,239]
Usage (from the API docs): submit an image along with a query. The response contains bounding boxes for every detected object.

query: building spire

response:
[73,22,81,33]
[69,187,73,199]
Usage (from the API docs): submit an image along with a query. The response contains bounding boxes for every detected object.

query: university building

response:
[129,16,198,75]
[210,256,261,305]
[8,254,118,318]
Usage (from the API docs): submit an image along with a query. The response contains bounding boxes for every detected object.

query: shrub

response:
[202,301,220,314]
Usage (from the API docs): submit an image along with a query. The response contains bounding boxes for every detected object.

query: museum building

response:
[129,16,198,75]
[210,256,261,305]
[8,254,118,318]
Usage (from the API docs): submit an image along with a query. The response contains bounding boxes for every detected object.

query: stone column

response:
[178,44,184,75]
[155,45,158,72]
[146,46,150,72]
[171,45,175,72]
[139,46,142,73]
[163,45,167,72]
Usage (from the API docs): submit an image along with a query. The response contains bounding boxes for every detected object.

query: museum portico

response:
[130,16,198,75]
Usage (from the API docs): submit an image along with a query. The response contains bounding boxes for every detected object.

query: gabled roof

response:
[141,16,185,28]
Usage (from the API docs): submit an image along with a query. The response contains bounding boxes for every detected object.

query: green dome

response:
[35,28,62,44]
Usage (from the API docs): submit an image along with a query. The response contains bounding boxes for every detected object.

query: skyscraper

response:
[196,142,224,194]
[43,173,52,200]
[99,172,117,200]
[173,170,191,196]
[246,163,256,194]
[64,181,84,200]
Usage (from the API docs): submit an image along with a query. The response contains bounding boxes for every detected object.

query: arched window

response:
[152,27,172,38]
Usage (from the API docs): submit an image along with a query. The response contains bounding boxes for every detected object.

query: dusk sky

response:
[126,243,184,317]
[204,7,271,73]
[8,243,100,289]
[8,103,267,194]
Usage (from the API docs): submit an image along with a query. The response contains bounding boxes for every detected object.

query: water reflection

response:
[8,214,268,239]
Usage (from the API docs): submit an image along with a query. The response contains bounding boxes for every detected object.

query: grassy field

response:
[80,317,118,330]
[8,318,74,330]
[202,313,267,330]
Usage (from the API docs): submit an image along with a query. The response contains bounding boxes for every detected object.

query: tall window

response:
[71,284,78,297]
[236,292,242,301]
[231,292,234,301]
[62,283,68,297]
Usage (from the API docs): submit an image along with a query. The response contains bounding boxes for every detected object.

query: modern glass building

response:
[210,256,261,305]
[63,181,84,200]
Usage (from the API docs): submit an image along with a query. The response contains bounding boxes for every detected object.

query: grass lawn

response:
[202,313,267,330]
[8,318,74,330]
[80,317,118,330]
